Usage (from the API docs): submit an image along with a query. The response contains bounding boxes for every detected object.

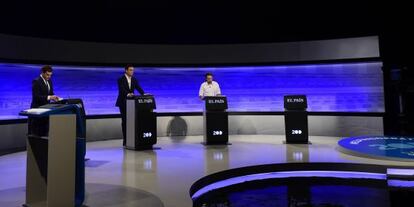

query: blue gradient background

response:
[0,62,384,120]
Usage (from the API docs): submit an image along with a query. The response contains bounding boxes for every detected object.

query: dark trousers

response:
[119,105,126,146]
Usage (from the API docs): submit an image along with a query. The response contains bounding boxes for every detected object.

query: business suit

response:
[31,76,54,108]
[30,76,55,136]
[116,75,145,145]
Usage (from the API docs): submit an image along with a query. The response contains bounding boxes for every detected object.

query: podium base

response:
[22,202,46,207]
[283,141,312,145]
[201,142,232,146]
[124,145,161,151]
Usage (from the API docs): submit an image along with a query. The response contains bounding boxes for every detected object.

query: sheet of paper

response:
[23,108,52,114]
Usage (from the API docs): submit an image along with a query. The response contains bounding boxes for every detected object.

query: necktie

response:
[45,80,50,92]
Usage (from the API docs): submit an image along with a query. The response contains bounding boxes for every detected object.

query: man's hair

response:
[41,65,53,73]
[125,64,134,71]
[205,72,213,78]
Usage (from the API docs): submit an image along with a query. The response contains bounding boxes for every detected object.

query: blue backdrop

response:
[0,62,384,120]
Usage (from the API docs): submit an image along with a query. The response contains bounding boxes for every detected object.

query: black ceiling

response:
[0,1,410,44]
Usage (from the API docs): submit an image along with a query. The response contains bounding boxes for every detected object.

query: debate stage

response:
[0,35,411,206]
[1,135,413,207]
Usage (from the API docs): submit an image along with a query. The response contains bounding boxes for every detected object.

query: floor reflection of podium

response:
[285,143,310,205]
[286,144,309,163]
[205,146,229,175]
[123,150,158,188]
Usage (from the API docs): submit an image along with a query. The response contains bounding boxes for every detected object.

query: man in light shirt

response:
[199,72,221,100]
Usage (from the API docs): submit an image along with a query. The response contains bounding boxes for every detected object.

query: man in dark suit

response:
[116,65,145,146]
[30,65,60,135]
[31,65,60,108]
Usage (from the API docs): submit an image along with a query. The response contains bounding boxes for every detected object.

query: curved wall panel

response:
[0,34,379,65]
[0,62,384,120]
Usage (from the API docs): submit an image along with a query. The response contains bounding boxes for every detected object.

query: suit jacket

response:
[116,75,145,107]
[31,76,54,108]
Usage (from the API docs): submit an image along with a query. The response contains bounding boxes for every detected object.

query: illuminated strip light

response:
[387,168,414,176]
[387,168,414,188]
[388,180,414,188]
[191,171,386,200]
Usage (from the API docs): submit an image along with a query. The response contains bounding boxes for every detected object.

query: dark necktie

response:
[45,80,50,93]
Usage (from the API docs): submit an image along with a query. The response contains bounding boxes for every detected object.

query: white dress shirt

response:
[125,74,132,89]
[40,75,50,92]
[40,75,51,100]
[199,81,221,97]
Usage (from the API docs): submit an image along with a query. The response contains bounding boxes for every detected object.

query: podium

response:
[19,100,86,207]
[203,96,229,145]
[284,95,309,144]
[126,95,157,150]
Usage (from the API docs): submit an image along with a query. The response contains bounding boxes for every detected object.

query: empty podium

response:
[284,95,309,144]
[203,96,229,145]
[20,100,86,207]
[126,95,157,150]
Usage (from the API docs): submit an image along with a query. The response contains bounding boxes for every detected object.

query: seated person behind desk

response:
[199,72,221,100]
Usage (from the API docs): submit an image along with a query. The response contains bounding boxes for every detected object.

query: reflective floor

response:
[1,135,413,207]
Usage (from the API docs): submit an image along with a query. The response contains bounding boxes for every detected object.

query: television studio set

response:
[0,2,412,207]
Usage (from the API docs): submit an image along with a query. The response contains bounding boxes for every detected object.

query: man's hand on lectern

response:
[50,95,60,102]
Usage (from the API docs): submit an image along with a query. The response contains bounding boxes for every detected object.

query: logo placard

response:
[338,136,414,161]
